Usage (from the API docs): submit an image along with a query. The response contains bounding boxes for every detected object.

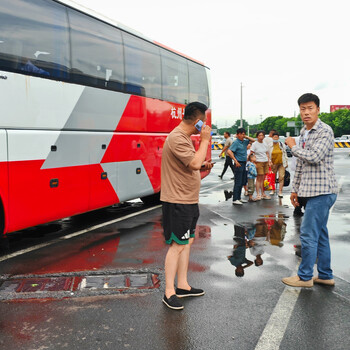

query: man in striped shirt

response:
[283,93,338,288]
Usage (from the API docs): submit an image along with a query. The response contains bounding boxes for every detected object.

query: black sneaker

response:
[175,287,205,298]
[162,294,184,310]
[218,175,223,179]
[224,190,232,201]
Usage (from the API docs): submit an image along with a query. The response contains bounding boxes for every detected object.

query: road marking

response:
[255,265,300,350]
[200,181,233,194]
[0,205,161,263]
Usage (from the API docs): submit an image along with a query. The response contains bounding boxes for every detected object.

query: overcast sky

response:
[77,0,350,127]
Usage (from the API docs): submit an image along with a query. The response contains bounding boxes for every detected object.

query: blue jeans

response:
[298,193,337,281]
[233,161,246,201]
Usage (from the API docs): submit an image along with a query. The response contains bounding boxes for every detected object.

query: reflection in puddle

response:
[228,213,288,277]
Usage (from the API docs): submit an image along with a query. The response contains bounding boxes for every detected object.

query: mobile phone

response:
[201,161,216,168]
[195,120,213,135]
[195,120,203,131]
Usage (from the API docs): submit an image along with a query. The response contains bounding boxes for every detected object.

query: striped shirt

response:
[291,119,338,197]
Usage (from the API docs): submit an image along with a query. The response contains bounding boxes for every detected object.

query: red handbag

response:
[264,168,276,191]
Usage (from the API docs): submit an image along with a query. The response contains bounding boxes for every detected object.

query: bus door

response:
[0,129,8,234]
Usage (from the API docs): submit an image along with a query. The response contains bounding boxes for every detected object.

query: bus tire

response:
[141,192,161,206]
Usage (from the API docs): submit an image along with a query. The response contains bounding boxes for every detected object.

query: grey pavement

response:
[0,149,349,350]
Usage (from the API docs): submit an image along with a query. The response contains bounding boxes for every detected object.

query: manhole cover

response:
[81,273,159,290]
[0,272,160,300]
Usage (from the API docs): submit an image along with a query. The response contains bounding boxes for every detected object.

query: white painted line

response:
[255,264,300,350]
[62,205,161,240]
[200,181,233,194]
[254,287,300,350]
[0,241,58,263]
[0,205,161,263]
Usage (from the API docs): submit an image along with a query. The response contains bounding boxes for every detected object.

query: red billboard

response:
[330,105,350,112]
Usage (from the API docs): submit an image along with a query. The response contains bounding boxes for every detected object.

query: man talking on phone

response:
[161,101,213,310]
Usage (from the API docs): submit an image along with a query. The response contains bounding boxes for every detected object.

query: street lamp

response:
[240,82,243,128]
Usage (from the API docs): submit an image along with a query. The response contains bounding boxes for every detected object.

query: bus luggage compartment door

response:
[7,130,90,233]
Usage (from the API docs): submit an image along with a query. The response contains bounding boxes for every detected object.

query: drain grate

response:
[81,273,159,290]
[0,277,74,293]
[0,272,160,300]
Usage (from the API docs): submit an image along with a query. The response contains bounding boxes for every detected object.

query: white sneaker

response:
[232,200,243,205]
[240,199,248,203]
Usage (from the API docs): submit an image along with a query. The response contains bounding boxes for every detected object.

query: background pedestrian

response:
[251,130,272,200]
[246,153,258,202]
[226,128,255,205]
[270,131,288,197]
[218,131,235,179]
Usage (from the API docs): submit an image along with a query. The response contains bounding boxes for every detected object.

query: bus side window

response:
[161,49,189,104]
[123,32,162,99]
[68,8,124,92]
[0,0,70,79]
[188,61,209,106]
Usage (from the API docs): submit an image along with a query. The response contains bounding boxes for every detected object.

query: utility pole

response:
[240,82,243,128]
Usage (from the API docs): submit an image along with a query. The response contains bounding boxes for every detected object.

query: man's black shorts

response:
[162,202,199,245]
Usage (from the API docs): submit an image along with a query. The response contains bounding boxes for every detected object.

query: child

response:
[243,143,252,196]
[246,153,258,202]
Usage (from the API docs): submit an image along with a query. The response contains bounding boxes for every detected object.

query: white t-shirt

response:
[251,141,268,162]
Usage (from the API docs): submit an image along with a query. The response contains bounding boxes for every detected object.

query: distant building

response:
[330,105,350,112]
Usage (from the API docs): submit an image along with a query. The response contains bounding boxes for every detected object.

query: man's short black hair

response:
[298,93,320,108]
[236,128,246,135]
[224,131,230,136]
[272,131,280,137]
[256,130,265,137]
[183,101,208,121]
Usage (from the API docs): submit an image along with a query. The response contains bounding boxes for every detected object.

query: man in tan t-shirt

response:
[161,101,213,310]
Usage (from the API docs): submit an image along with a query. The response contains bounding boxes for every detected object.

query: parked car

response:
[335,135,350,141]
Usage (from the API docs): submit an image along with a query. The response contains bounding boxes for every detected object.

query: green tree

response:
[215,109,350,138]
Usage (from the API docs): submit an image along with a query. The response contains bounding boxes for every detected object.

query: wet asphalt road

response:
[0,149,349,350]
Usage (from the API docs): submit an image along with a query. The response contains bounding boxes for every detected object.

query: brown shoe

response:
[313,277,335,286]
[282,275,313,288]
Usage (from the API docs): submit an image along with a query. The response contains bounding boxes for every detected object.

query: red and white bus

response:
[0,0,211,235]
